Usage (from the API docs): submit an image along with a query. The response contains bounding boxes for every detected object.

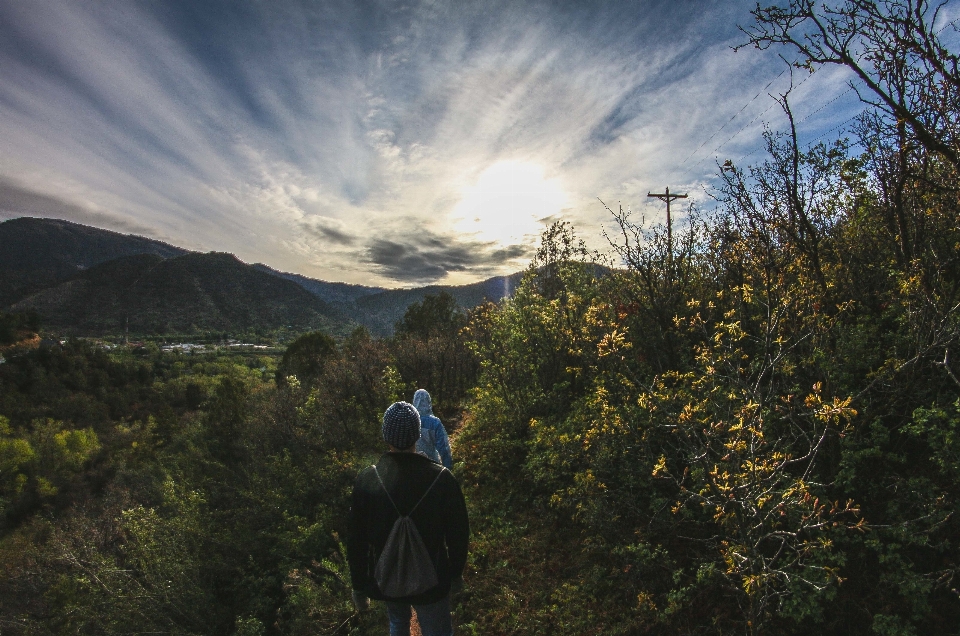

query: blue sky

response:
[0,0,871,286]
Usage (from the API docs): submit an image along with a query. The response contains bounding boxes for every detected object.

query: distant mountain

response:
[11,251,350,336]
[348,274,524,335]
[0,217,188,306]
[252,264,386,303]
[253,264,523,335]
[1,216,526,338]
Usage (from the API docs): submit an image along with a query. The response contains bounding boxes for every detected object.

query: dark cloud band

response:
[368,233,531,284]
[300,215,357,246]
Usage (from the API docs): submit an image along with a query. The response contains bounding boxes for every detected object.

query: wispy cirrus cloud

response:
[0,177,160,237]
[0,0,865,287]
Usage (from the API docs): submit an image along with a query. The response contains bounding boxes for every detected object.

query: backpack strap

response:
[409,468,447,515]
[372,465,401,516]
[372,465,447,517]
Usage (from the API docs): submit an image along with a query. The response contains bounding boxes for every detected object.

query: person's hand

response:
[351,590,370,612]
[449,575,465,595]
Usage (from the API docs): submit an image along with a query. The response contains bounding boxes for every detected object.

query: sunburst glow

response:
[452,161,568,245]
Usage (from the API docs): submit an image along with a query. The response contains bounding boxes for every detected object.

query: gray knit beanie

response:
[382,401,421,449]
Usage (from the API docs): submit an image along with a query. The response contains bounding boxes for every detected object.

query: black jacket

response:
[346,451,469,604]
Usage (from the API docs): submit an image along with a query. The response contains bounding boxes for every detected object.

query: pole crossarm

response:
[646,186,689,205]
[647,186,688,256]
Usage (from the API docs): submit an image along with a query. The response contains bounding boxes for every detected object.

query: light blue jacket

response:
[412,389,453,469]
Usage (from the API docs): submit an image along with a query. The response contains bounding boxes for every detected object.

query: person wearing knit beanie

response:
[382,401,421,450]
[348,400,469,635]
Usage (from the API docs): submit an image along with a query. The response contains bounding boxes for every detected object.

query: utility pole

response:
[647,187,688,260]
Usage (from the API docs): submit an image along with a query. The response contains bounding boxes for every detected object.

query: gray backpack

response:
[372,465,446,597]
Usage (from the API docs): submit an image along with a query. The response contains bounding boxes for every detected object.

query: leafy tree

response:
[0,416,34,518]
[276,330,338,385]
[393,293,477,421]
[395,291,465,339]
[740,0,960,170]
[0,311,39,345]
[455,61,959,629]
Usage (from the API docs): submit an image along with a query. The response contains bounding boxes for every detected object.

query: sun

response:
[452,161,568,245]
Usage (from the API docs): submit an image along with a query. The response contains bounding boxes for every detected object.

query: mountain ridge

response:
[10,251,349,336]
[251,263,386,304]
[0,217,189,306]
[1,216,522,337]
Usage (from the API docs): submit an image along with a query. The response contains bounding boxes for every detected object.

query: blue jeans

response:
[385,597,453,636]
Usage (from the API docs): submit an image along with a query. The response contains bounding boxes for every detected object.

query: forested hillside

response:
[10,252,348,337]
[348,274,525,336]
[0,220,519,338]
[1,2,959,635]
[0,217,187,307]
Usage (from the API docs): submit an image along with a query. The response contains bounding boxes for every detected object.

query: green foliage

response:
[0,416,34,515]
[394,291,465,339]
[2,6,960,633]
[277,330,338,385]
[455,122,960,633]
[0,310,39,345]
[392,294,478,422]
[0,339,382,634]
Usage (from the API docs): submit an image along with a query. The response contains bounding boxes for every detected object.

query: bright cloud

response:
[452,161,568,245]
[0,0,866,287]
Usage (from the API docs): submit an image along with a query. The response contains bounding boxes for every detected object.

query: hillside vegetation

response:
[0,295,476,635]
[0,2,958,634]
[0,217,187,307]
[0,219,517,338]
[10,251,347,336]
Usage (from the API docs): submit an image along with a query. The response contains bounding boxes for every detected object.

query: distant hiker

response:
[347,401,469,636]
[412,389,453,469]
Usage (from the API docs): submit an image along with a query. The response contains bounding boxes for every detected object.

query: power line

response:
[681,17,956,188]
[719,111,860,175]
[796,86,854,124]
[686,66,819,173]
[677,68,787,167]
[936,18,958,34]
[807,113,859,144]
